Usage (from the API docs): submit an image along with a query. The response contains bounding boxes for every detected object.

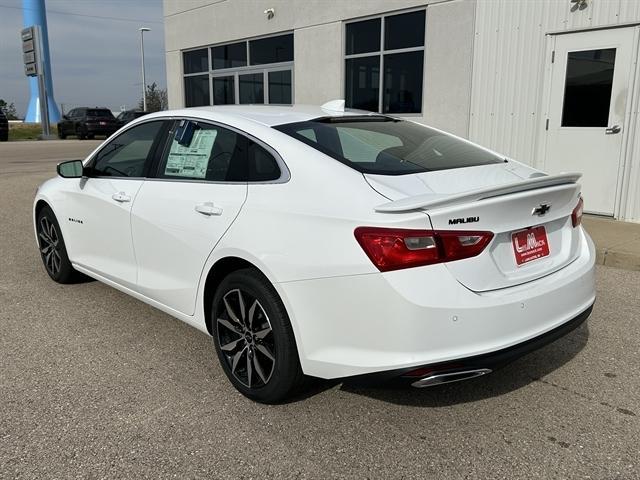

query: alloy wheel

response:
[216,288,276,388]
[38,216,62,276]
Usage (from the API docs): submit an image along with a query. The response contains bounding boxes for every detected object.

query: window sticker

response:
[165,129,217,178]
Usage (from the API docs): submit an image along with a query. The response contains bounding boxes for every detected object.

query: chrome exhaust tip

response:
[410,368,492,388]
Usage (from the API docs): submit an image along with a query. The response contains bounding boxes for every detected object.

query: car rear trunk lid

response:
[365,164,583,292]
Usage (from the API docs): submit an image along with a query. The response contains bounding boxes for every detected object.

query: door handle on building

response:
[605,125,621,134]
[112,192,131,203]
[195,202,223,216]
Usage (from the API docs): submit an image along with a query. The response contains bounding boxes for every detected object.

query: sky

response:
[0,0,166,117]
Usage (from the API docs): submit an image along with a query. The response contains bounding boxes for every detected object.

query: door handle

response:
[605,124,621,134]
[111,192,131,203]
[195,202,223,216]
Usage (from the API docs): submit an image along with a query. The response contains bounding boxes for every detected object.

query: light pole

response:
[139,27,150,111]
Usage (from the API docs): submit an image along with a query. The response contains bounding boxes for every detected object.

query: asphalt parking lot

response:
[1,140,639,479]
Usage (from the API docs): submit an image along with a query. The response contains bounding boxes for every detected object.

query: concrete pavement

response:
[0,139,101,176]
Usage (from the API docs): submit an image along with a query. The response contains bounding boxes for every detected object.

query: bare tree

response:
[138,83,168,112]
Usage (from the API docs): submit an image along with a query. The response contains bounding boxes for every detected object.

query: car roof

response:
[150,104,382,127]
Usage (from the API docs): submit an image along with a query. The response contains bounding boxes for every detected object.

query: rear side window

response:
[248,141,280,181]
[275,117,504,175]
[156,120,282,182]
[87,109,114,118]
[159,122,247,181]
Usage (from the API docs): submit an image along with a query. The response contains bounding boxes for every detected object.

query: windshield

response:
[87,109,114,118]
[274,117,504,175]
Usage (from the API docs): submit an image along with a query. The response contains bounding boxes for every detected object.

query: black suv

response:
[57,107,119,139]
[115,110,149,127]
[0,109,8,142]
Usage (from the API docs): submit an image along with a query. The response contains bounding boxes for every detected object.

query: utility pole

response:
[139,27,150,111]
[21,0,61,125]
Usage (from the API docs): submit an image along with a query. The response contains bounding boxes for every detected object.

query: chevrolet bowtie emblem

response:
[532,203,551,216]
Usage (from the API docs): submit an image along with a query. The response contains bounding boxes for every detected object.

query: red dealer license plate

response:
[512,226,550,266]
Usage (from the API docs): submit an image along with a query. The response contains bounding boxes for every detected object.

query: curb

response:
[595,248,640,271]
[583,216,640,272]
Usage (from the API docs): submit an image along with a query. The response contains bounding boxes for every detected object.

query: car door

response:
[60,120,170,289]
[131,119,251,315]
[61,108,75,134]
[73,108,84,134]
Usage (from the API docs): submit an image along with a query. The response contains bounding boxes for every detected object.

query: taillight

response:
[354,227,493,272]
[571,197,584,227]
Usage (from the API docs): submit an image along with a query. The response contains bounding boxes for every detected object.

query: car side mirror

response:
[62,115,69,120]
[57,159,85,178]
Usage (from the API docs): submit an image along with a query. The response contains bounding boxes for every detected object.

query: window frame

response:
[343,8,426,116]
[84,119,171,180]
[145,117,290,185]
[182,32,294,107]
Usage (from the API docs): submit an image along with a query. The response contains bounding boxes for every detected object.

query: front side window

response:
[91,121,164,177]
[344,10,425,114]
[275,117,503,175]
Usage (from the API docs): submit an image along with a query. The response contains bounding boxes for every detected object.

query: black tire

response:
[76,126,86,140]
[57,128,66,139]
[36,205,83,284]
[212,268,305,403]
[86,133,95,140]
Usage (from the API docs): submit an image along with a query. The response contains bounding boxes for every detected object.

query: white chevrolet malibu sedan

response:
[34,102,595,403]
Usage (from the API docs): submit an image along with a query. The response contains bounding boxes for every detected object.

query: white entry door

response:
[544,27,638,216]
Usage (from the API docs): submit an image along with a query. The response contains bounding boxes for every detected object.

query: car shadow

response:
[334,323,590,407]
[74,272,97,284]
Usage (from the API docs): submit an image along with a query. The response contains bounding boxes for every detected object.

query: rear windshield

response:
[274,117,504,175]
[87,109,114,118]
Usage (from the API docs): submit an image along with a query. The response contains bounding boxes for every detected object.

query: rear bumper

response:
[347,303,592,385]
[279,227,596,379]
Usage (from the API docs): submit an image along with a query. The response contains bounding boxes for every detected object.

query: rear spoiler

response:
[375,172,582,213]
